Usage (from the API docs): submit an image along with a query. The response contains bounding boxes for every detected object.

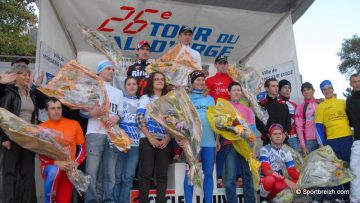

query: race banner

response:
[47,0,284,63]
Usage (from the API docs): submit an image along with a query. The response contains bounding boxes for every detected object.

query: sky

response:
[293,0,360,98]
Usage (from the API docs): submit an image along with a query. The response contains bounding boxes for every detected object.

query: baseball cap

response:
[320,80,333,90]
[179,25,193,35]
[137,40,150,49]
[301,82,314,91]
[96,60,113,74]
[11,57,30,66]
[215,55,228,63]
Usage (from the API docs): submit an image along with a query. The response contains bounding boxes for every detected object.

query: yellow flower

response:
[334,162,343,169]
[234,125,244,134]
[336,170,343,177]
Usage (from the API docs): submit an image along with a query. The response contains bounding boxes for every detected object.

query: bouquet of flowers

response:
[227,65,263,95]
[146,44,202,86]
[147,88,203,187]
[283,144,304,172]
[206,98,260,190]
[78,24,126,91]
[227,65,269,125]
[38,60,131,152]
[272,189,295,203]
[0,108,90,193]
[297,146,355,188]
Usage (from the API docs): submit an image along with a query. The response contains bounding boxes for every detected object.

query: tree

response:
[337,34,360,77]
[0,0,37,62]
[343,87,352,99]
[338,34,360,97]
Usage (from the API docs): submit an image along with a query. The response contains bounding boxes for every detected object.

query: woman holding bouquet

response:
[0,64,38,203]
[224,82,256,203]
[136,72,172,203]
[114,77,140,203]
[177,70,219,203]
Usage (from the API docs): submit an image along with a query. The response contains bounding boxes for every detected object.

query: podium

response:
[130,162,245,203]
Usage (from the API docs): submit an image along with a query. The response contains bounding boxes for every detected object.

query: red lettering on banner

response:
[123,9,158,34]
[98,6,135,32]
[161,11,172,19]
[97,6,172,34]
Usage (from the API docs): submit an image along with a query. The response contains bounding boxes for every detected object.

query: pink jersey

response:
[295,99,319,148]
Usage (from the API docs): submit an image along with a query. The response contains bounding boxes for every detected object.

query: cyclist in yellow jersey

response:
[315,80,353,203]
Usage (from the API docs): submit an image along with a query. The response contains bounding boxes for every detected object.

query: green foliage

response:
[343,87,352,99]
[0,0,37,61]
[337,34,360,78]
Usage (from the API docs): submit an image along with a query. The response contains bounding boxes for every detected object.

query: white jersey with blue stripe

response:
[137,94,167,139]
[119,96,140,146]
[259,144,295,175]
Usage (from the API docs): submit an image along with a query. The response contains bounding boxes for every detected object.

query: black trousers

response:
[139,138,171,203]
[2,141,37,203]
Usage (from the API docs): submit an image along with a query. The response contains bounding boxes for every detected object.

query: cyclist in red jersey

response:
[205,55,233,102]
[127,40,151,97]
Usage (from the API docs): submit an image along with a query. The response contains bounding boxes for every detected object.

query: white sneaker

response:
[311,200,320,203]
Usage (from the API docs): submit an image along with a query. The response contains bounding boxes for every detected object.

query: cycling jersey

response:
[127,60,150,97]
[295,99,320,148]
[205,73,233,102]
[315,97,352,144]
[259,144,298,180]
[279,95,297,136]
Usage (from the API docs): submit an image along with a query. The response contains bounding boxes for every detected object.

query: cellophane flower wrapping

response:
[206,98,260,190]
[282,144,304,175]
[227,65,269,125]
[147,88,203,187]
[297,146,355,188]
[38,60,131,152]
[0,108,90,194]
[272,188,295,203]
[78,24,126,91]
[146,44,202,86]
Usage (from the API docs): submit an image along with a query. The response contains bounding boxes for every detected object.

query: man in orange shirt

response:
[39,97,86,203]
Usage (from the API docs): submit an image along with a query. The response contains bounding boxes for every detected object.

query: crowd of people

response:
[0,25,359,203]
